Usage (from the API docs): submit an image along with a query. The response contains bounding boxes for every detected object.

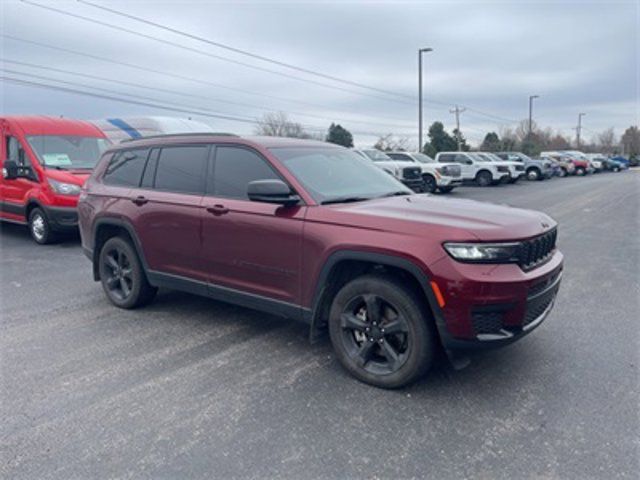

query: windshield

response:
[362,149,393,162]
[26,135,110,169]
[412,152,436,163]
[270,147,411,204]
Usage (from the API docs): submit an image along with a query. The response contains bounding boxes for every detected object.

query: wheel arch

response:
[92,218,150,282]
[308,250,446,345]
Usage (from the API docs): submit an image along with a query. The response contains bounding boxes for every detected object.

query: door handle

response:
[131,195,148,206]
[206,204,229,215]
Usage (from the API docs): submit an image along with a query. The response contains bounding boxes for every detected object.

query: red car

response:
[79,134,563,388]
[1,116,110,243]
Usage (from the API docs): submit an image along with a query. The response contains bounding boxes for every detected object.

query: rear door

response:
[201,145,305,305]
[129,144,209,284]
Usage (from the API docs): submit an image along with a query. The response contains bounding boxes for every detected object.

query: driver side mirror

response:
[2,160,18,180]
[247,179,300,206]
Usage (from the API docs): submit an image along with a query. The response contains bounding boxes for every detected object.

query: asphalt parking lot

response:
[1,171,639,479]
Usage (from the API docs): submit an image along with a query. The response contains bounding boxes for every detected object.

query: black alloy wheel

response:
[423,174,437,194]
[329,275,434,388]
[99,236,157,309]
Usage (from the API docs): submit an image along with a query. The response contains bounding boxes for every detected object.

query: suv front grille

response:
[472,311,504,334]
[518,228,557,270]
[402,167,422,180]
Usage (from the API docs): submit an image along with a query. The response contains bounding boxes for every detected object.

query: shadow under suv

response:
[79,134,563,388]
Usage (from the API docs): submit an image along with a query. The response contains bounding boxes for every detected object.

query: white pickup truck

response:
[435,151,510,186]
[386,151,463,193]
[352,149,425,192]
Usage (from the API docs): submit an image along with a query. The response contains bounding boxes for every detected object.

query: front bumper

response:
[402,178,426,192]
[437,176,463,187]
[43,205,79,231]
[429,250,563,351]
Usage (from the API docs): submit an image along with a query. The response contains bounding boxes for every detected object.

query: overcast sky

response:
[1,0,638,148]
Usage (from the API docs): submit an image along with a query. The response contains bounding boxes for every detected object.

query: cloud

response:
[1,0,637,147]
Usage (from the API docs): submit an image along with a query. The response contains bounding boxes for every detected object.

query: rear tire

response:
[475,170,493,187]
[99,236,157,309]
[28,208,56,245]
[328,274,435,388]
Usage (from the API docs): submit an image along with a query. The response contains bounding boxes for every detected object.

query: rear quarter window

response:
[102,148,150,187]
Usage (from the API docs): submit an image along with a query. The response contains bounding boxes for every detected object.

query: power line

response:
[1,74,408,137]
[1,59,414,130]
[77,0,414,102]
[2,35,413,124]
[16,1,522,127]
[19,0,416,107]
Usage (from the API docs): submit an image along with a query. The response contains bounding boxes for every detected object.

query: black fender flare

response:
[91,217,151,281]
[307,250,448,344]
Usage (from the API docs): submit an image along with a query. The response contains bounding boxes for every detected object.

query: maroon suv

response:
[79,134,563,388]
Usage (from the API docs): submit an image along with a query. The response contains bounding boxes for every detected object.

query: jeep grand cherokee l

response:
[79,134,563,388]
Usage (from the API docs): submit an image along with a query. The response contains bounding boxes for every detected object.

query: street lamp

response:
[528,95,539,139]
[418,47,433,152]
[577,113,587,148]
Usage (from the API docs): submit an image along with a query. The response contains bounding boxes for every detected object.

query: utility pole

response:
[528,95,539,139]
[449,105,466,151]
[418,47,433,152]
[576,113,586,148]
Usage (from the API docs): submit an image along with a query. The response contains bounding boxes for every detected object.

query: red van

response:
[1,116,109,244]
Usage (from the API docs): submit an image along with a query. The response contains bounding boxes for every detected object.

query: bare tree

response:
[547,134,571,150]
[255,111,314,138]
[597,128,616,154]
[373,133,411,152]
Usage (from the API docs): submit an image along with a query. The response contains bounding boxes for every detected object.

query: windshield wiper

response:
[321,196,371,205]
[378,191,411,198]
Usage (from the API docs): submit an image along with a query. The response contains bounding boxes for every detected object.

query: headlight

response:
[48,179,81,196]
[443,242,521,263]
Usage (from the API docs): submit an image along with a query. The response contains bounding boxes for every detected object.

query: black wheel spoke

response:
[121,267,133,279]
[119,277,131,297]
[106,255,119,271]
[383,317,408,335]
[340,313,367,332]
[106,276,119,289]
[381,341,401,370]
[355,340,377,367]
[118,253,128,268]
[363,294,382,324]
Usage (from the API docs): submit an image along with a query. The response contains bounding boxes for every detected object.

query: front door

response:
[201,145,305,306]
[0,128,39,223]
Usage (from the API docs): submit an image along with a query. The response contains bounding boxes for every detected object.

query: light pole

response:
[577,113,586,148]
[418,47,433,152]
[528,95,539,139]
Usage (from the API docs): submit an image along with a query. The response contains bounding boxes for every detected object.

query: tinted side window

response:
[213,146,279,199]
[455,154,471,164]
[103,148,149,187]
[388,153,411,161]
[438,153,455,163]
[155,146,208,194]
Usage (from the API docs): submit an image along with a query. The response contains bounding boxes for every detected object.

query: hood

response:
[43,168,92,186]
[319,195,556,242]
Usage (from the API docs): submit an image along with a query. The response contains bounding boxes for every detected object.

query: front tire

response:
[329,274,435,388]
[99,236,157,309]
[526,168,541,181]
[422,174,437,194]
[475,170,493,187]
[28,208,56,245]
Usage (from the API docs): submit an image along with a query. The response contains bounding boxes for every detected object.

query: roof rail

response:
[120,132,239,143]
